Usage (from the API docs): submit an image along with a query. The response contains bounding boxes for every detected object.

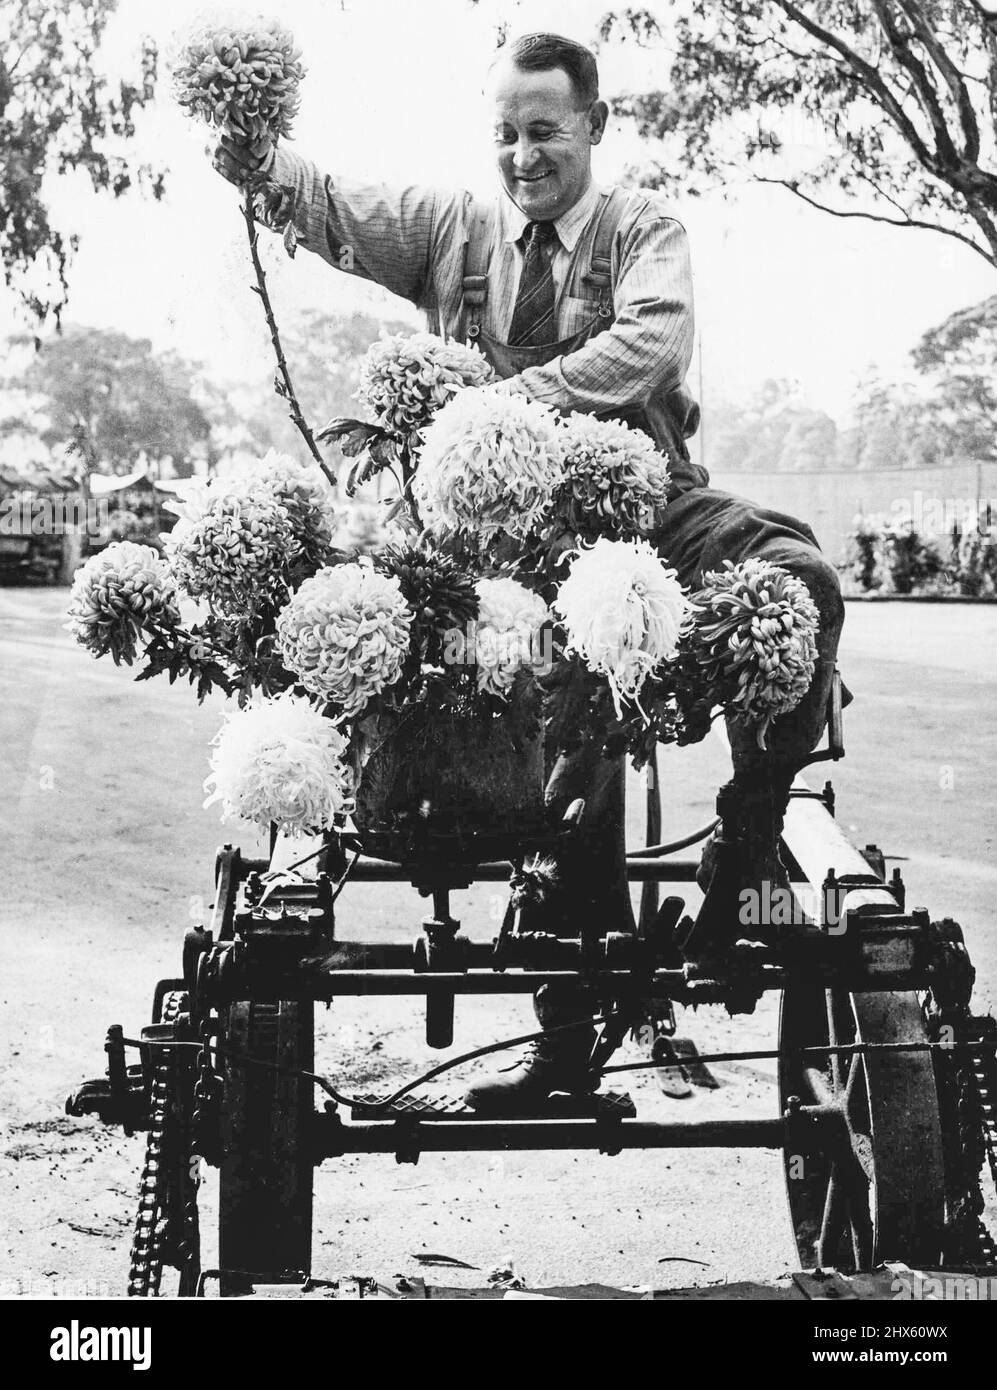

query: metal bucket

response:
[353,697,545,837]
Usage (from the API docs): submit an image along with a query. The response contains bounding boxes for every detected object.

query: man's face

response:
[488,59,607,221]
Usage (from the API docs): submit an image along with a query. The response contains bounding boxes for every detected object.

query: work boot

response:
[696,763,795,895]
[464,983,597,1113]
[686,763,796,958]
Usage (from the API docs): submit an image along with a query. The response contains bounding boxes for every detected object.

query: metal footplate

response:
[349,1090,636,1121]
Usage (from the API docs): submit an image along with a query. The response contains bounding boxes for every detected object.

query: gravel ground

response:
[1,588,994,1297]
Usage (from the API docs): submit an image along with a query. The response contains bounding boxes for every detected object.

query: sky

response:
[6,0,996,427]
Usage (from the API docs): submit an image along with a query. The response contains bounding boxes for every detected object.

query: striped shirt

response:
[270,146,698,421]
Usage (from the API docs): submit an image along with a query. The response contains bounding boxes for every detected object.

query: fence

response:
[708,461,997,564]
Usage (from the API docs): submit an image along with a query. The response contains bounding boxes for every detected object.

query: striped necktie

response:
[507,220,559,348]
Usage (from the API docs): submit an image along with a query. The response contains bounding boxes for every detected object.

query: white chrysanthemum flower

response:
[65,542,180,662]
[554,536,692,714]
[275,561,413,714]
[558,413,670,536]
[164,453,334,545]
[239,449,336,561]
[413,386,563,544]
[357,331,495,440]
[204,691,353,836]
[465,576,549,697]
[167,492,294,609]
[241,448,333,508]
[161,453,335,607]
[172,19,305,143]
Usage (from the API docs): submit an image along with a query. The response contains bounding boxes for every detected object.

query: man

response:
[214,32,846,1111]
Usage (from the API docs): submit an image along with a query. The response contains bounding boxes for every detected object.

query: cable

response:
[602,1038,997,1075]
[121,1028,997,1117]
[121,1013,613,1115]
[627,818,720,859]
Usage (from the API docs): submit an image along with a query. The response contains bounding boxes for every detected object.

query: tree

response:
[2,326,214,477]
[600,1,997,269]
[912,294,997,458]
[0,0,163,332]
[709,378,840,471]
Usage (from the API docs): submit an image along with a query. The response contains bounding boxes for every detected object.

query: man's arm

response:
[260,145,443,305]
[503,216,695,413]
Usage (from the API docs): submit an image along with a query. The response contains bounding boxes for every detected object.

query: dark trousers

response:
[543,488,847,933]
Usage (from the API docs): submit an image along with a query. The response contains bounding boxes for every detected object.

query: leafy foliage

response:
[2,326,214,475]
[601,1,997,267]
[912,294,997,461]
[0,0,164,330]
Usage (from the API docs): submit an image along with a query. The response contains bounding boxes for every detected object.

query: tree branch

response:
[870,0,960,168]
[895,0,980,162]
[751,176,996,268]
[767,0,937,171]
[239,188,336,487]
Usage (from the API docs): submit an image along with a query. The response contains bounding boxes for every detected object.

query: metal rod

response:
[318,1116,787,1156]
[210,965,933,1002]
[343,858,704,883]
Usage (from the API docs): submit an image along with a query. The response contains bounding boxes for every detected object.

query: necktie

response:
[507,221,559,348]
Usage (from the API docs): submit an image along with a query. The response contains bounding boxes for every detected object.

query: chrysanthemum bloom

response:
[463,576,550,697]
[164,453,335,573]
[375,540,479,665]
[554,536,691,714]
[204,691,353,836]
[413,387,563,545]
[172,20,305,143]
[167,491,295,610]
[557,413,670,537]
[275,561,413,714]
[690,558,820,746]
[357,332,495,443]
[239,449,336,569]
[65,542,180,663]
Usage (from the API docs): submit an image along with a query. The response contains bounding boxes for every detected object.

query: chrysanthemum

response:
[463,576,549,697]
[357,332,495,442]
[689,558,820,746]
[413,387,563,544]
[238,449,336,568]
[65,542,180,663]
[375,540,479,665]
[553,536,691,714]
[203,692,353,836]
[557,413,670,537]
[172,20,305,143]
[167,492,295,610]
[275,561,413,713]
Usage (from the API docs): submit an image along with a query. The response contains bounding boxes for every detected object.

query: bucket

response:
[353,697,545,837]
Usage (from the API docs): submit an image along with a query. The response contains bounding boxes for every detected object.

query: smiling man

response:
[214,32,846,1112]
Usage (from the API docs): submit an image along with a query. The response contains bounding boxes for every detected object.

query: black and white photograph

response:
[2,0,996,1349]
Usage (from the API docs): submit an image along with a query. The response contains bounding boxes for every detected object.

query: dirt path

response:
[1,589,993,1295]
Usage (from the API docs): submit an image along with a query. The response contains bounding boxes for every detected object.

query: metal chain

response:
[929,1008,997,1266]
[963,1016,997,1265]
[127,992,181,1297]
[127,990,201,1298]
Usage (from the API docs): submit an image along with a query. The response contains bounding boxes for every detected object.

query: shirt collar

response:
[501,179,603,253]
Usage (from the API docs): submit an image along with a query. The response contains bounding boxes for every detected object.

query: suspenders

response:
[460,186,633,341]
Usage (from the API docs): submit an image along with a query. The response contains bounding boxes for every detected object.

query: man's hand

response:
[212,133,276,186]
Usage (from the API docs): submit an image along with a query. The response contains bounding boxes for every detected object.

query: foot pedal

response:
[669,1037,720,1089]
[651,1037,692,1098]
[349,1090,636,1120]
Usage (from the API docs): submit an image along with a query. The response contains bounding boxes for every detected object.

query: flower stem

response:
[240,188,337,488]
